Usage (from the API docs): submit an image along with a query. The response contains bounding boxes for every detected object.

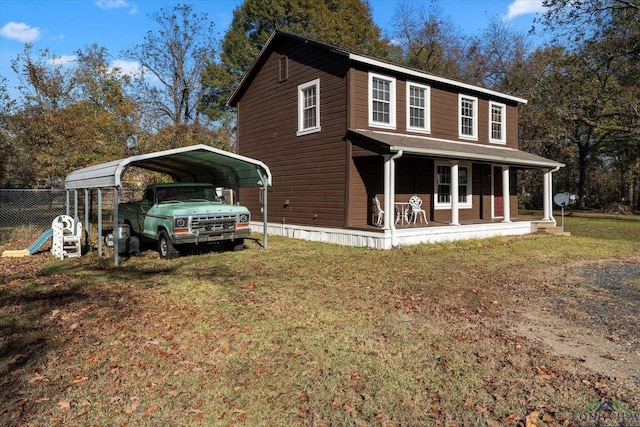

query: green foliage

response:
[133,123,232,154]
[5,44,138,187]
[199,0,392,123]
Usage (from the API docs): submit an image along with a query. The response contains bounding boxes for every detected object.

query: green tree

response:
[6,44,137,187]
[199,0,391,125]
[534,0,640,208]
[0,77,16,187]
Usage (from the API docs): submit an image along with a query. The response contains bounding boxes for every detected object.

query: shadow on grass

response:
[0,256,184,425]
[0,282,88,421]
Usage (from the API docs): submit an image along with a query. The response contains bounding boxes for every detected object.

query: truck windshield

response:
[156,186,219,203]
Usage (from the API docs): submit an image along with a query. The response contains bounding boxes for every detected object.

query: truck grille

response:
[190,215,236,233]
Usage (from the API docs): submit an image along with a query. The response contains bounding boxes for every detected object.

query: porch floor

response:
[356,216,535,232]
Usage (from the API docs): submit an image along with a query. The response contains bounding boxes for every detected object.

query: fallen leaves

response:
[28,374,48,385]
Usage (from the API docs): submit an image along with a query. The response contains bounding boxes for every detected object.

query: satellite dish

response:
[554,193,570,207]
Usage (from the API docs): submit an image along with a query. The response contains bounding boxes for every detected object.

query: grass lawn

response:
[1,213,639,426]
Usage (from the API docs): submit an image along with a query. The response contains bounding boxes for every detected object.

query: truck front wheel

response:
[224,238,245,252]
[158,231,180,259]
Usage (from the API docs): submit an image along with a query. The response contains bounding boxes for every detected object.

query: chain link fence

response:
[0,188,144,232]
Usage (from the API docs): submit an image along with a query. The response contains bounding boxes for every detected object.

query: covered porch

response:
[348,129,563,247]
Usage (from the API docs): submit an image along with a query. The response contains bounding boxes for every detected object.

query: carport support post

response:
[113,186,119,266]
[74,190,79,220]
[98,188,103,257]
[84,189,89,250]
[263,179,268,249]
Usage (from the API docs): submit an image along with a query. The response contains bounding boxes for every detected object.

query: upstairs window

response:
[435,163,472,209]
[407,82,430,133]
[297,79,320,135]
[490,102,506,144]
[369,73,396,129]
[459,95,478,140]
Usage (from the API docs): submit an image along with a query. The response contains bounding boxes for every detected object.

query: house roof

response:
[347,129,564,169]
[228,31,528,106]
[64,144,272,190]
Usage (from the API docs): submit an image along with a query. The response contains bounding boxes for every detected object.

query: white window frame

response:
[406,82,430,133]
[297,78,321,136]
[368,72,396,129]
[458,94,478,140]
[434,162,473,209]
[489,101,506,144]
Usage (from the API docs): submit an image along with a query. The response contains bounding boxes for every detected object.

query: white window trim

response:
[458,94,478,141]
[406,81,431,134]
[489,101,507,144]
[368,72,396,129]
[297,78,321,136]
[434,162,473,210]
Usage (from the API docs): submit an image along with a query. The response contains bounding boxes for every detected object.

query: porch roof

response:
[347,129,564,169]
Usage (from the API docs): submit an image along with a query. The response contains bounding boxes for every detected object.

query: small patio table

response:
[394,202,411,225]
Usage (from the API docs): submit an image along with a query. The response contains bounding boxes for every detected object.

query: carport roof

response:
[64,144,272,190]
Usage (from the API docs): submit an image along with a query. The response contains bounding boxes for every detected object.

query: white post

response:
[383,155,392,229]
[543,169,551,221]
[98,188,103,257]
[450,162,460,225]
[502,166,511,223]
[114,186,119,266]
[548,170,556,224]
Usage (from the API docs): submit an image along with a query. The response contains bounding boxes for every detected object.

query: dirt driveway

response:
[513,259,640,382]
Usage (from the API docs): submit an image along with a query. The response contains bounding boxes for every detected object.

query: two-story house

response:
[228,31,564,248]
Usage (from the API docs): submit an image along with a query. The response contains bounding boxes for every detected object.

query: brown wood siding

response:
[348,155,383,227]
[236,40,350,228]
[347,66,521,150]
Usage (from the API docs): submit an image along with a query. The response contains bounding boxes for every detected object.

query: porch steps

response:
[531,221,571,236]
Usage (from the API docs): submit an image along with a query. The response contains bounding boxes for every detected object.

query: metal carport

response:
[64,144,272,265]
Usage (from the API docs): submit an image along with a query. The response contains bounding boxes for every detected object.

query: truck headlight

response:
[239,214,249,223]
[173,217,189,234]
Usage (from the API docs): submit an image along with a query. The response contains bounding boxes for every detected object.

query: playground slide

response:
[2,228,54,257]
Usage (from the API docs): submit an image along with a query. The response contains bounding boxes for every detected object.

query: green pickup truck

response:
[118,183,251,259]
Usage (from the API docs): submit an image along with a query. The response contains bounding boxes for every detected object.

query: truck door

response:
[139,189,154,232]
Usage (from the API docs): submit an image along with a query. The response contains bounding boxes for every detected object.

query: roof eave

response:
[348,53,528,105]
[389,145,564,168]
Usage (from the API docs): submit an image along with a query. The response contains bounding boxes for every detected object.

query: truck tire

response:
[158,230,180,259]
[224,238,245,252]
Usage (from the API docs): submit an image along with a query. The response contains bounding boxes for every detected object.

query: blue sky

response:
[0,0,546,95]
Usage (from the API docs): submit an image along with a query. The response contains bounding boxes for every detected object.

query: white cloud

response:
[95,0,137,14]
[110,59,144,78]
[95,0,128,9]
[48,55,77,66]
[506,0,545,20]
[0,21,41,42]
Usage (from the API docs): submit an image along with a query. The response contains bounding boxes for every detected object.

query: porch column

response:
[542,169,550,220]
[383,154,393,229]
[450,162,460,225]
[502,166,511,223]
[546,169,556,223]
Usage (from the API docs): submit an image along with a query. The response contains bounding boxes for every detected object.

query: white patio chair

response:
[408,195,427,224]
[372,196,384,227]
